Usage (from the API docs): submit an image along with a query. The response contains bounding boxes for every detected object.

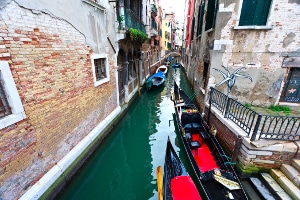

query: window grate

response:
[94,58,107,81]
[0,77,12,118]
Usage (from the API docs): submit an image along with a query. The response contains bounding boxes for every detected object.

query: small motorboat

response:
[156,65,168,75]
[146,71,166,91]
[172,62,183,69]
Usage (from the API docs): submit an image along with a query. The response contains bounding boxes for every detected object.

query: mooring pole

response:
[231,135,244,162]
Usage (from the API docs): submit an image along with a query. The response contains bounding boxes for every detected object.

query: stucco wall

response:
[210,0,300,106]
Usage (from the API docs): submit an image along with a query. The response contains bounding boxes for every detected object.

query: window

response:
[0,61,26,129]
[205,0,218,31]
[196,2,205,36]
[91,54,110,87]
[280,68,300,103]
[191,17,195,40]
[239,0,272,26]
[128,59,136,79]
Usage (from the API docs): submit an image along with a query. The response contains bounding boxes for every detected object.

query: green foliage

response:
[244,103,251,108]
[239,163,260,174]
[117,15,124,23]
[269,105,290,115]
[129,28,148,43]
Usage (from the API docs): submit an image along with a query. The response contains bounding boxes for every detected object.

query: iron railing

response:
[124,8,146,33]
[209,87,300,141]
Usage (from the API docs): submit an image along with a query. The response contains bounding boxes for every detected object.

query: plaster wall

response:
[210,0,300,106]
[11,0,118,54]
[188,0,300,108]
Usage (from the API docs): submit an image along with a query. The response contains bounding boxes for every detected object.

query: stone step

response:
[260,173,292,200]
[270,169,300,200]
[281,163,300,187]
[293,159,300,172]
[248,176,278,200]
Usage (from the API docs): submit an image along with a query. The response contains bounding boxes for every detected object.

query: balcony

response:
[117,7,146,41]
[150,28,158,37]
[151,4,157,17]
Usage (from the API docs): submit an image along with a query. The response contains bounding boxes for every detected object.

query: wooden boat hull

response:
[162,138,202,200]
[171,82,248,200]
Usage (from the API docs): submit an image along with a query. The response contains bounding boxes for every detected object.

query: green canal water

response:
[57,67,197,200]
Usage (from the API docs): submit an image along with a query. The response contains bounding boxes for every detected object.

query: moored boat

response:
[156,137,202,200]
[171,81,248,200]
[146,71,166,91]
[172,62,183,69]
[156,65,168,75]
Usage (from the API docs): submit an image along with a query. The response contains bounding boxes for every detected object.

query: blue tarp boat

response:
[146,71,166,91]
[172,62,183,69]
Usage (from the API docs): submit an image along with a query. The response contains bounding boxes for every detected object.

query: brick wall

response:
[0,3,117,199]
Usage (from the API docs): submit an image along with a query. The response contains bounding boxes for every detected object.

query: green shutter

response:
[197,3,205,36]
[239,0,271,26]
[239,0,256,26]
[253,0,271,25]
[205,0,218,31]
[191,17,195,40]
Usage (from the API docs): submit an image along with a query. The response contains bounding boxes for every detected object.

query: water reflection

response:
[58,66,185,200]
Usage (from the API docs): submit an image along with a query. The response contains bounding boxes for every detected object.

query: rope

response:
[224,162,236,165]
[221,154,231,160]
[185,87,202,105]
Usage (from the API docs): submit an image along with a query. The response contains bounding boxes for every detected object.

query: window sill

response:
[0,113,26,130]
[82,0,106,11]
[234,25,272,30]
[94,77,109,87]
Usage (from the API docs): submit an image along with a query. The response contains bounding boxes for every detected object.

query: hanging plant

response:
[129,28,148,43]
[117,15,125,31]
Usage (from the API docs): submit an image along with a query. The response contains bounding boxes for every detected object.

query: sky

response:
[159,0,186,23]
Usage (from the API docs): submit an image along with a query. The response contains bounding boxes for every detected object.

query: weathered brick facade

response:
[0,2,117,199]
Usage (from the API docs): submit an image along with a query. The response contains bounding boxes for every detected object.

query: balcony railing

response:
[150,28,158,37]
[121,8,146,33]
[209,87,300,141]
[151,4,157,16]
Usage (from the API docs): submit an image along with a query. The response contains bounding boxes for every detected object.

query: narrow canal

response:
[57,65,197,200]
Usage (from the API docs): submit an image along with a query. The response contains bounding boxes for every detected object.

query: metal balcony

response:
[118,7,146,33]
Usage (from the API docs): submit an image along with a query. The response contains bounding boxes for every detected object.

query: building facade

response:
[0,0,162,199]
[183,0,300,173]
[186,0,300,112]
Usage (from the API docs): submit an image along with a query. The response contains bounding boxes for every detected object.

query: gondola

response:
[171,81,248,200]
[146,71,166,91]
[156,137,202,200]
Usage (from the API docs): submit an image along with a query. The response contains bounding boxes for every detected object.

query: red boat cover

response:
[171,176,202,200]
[191,134,218,172]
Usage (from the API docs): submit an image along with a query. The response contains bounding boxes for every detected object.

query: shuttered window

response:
[239,0,272,26]
[197,2,205,36]
[205,0,218,31]
[191,17,195,40]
